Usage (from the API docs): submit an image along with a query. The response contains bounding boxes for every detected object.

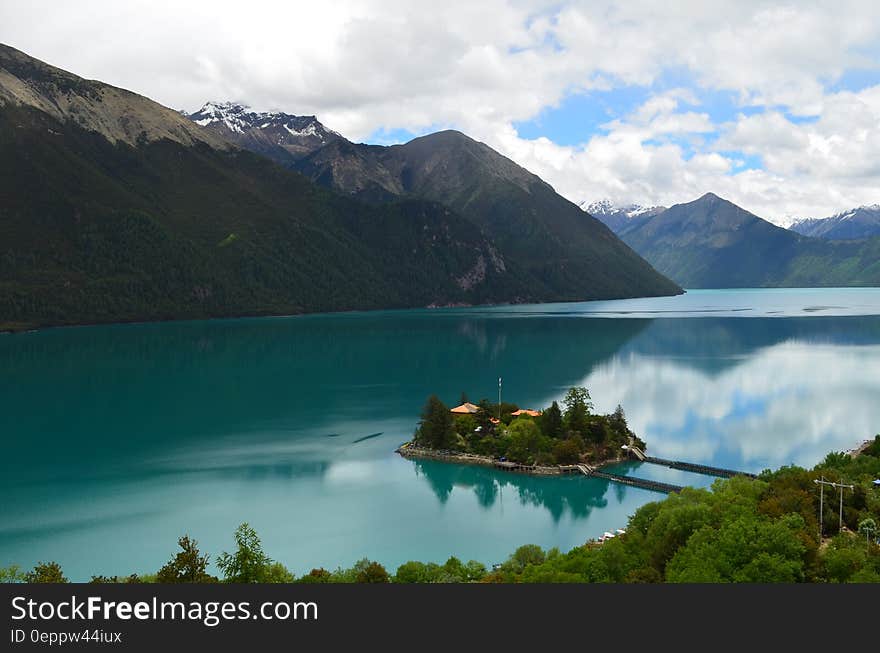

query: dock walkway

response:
[642,456,756,479]
[576,464,684,494]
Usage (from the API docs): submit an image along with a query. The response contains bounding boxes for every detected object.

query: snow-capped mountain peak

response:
[190,101,255,133]
[579,199,666,233]
[830,204,880,220]
[187,101,343,161]
[582,199,614,215]
[789,204,880,240]
[581,199,666,219]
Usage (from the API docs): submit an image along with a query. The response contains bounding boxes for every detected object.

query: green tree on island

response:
[506,419,547,464]
[563,387,593,435]
[609,404,628,433]
[414,395,455,449]
[541,401,563,438]
[474,399,496,432]
[552,436,583,464]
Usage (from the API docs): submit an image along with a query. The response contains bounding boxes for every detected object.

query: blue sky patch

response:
[826,56,880,94]
[513,85,649,145]
[511,68,761,148]
[365,126,433,146]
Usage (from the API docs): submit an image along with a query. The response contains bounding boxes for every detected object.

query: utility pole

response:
[837,481,854,530]
[814,477,854,538]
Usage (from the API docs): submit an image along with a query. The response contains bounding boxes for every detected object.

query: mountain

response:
[0,44,520,330]
[0,45,229,150]
[289,130,682,300]
[188,101,342,164]
[0,45,680,330]
[186,109,682,300]
[580,200,666,234]
[617,193,880,288]
[789,205,880,240]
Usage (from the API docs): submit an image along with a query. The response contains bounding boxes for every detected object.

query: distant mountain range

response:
[583,194,880,288]
[789,206,880,240]
[0,44,680,330]
[581,200,666,233]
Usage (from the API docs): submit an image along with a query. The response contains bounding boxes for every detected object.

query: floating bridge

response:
[625,445,756,479]
[642,456,757,479]
[576,464,684,494]
[574,447,757,494]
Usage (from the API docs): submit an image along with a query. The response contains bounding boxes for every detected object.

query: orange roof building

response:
[511,409,542,417]
[450,402,480,415]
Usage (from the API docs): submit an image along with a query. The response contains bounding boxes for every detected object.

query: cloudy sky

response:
[2,0,879,223]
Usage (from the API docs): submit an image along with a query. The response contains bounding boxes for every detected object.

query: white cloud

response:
[1,0,879,221]
[483,81,880,223]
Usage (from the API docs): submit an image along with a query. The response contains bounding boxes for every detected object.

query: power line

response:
[814,476,855,539]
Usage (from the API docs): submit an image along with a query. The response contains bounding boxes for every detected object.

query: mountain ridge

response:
[0,44,229,150]
[617,193,880,288]
[289,128,682,300]
[193,103,681,301]
[0,46,681,330]
[789,205,880,240]
[187,101,342,163]
[580,199,666,233]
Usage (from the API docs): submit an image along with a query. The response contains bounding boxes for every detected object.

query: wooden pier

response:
[641,456,756,479]
[624,444,756,480]
[576,464,684,494]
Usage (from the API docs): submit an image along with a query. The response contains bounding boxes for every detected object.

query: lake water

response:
[3,288,880,580]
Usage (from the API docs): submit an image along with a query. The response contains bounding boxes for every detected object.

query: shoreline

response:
[396,443,629,476]
[0,290,686,335]
[12,287,880,336]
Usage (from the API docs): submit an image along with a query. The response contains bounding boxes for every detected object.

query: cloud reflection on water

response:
[582,341,880,471]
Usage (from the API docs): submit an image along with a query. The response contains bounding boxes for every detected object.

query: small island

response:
[397,387,646,475]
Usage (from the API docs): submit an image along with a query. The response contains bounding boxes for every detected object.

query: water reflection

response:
[582,318,880,471]
[412,459,624,522]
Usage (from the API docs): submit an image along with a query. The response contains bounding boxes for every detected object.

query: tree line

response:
[0,522,486,585]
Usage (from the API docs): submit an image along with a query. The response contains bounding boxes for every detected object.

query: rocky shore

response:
[395,442,628,476]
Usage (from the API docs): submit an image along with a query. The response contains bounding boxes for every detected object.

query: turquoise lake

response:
[3,288,880,581]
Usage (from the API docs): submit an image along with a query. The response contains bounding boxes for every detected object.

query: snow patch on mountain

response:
[579,199,667,234]
[189,101,341,142]
[581,199,665,218]
[789,204,880,240]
